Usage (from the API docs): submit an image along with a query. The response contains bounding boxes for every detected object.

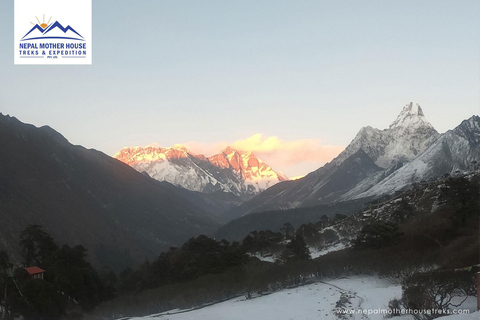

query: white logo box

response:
[14,0,92,65]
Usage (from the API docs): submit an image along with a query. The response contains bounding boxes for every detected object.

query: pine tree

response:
[19,225,58,267]
[281,235,311,263]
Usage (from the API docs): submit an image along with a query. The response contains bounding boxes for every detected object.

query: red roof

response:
[25,266,45,275]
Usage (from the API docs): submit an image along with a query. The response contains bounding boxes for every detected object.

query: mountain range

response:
[1,102,478,270]
[351,114,480,199]
[216,103,479,239]
[113,102,480,222]
[114,145,288,199]
[226,103,441,216]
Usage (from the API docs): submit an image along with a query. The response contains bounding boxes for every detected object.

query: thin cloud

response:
[221,133,344,164]
[183,134,345,177]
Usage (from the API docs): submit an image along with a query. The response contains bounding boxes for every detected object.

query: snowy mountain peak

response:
[209,147,289,183]
[460,115,480,131]
[453,115,480,146]
[354,115,480,199]
[223,146,237,155]
[221,147,254,162]
[331,102,439,169]
[114,145,288,197]
[171,144,188,151]
[114,145,191,165]
[400,102,423,117]
[389,102,433,131]
[405,102,423,116]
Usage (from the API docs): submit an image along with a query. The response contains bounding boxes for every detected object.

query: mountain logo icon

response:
[21,15,84,41]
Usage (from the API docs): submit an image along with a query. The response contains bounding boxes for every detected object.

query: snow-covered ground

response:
[310,241,347,259]
[251,240,348,263]
[121,276,408,320]
[120,275,478,320]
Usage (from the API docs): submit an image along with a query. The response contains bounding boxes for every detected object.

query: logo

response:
[14,0,92,65]
[21,15,84,41]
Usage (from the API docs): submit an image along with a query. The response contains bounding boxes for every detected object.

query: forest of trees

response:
[0,225,113,319]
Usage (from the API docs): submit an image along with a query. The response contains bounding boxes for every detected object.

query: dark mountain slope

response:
[152,178,243,224]
[215,198,369,242]
[228,149,381,219]
[0,114,218,272]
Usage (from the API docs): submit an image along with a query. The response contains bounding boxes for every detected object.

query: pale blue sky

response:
[1,1,479,176]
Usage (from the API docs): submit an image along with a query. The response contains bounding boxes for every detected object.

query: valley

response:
[1,102,479,320]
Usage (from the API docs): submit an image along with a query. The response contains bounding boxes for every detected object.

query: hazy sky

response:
[1,1,479,177]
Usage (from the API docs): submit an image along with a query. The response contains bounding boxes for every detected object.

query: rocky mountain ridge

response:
[352,115,480,199]
[332,102,439,168]
[114,145,288,198]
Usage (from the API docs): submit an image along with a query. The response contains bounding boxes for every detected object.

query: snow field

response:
[125,276,406,320]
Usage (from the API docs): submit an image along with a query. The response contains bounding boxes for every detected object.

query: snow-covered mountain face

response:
[333,102,439,169]
[114,145,288,198]
[353,115,480,198]
[208,146,288,187]
[229,103,442,216]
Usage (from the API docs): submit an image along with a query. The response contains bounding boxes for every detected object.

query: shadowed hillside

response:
[0,114,219,272]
